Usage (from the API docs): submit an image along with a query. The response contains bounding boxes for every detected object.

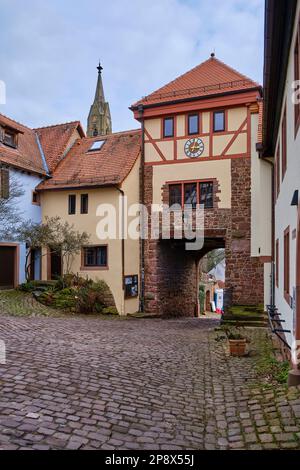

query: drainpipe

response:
[114,186,125,310]
[138,105,145,313]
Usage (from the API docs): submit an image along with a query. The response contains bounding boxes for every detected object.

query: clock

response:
[184,138,204,158]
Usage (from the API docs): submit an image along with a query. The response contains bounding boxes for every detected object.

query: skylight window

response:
[88,140,105,152]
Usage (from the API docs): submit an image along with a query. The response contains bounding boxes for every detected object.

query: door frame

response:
[47,247,62,281]
[0,242,20,287]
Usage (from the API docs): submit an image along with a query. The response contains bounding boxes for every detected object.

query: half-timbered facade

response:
[131,55,270,316]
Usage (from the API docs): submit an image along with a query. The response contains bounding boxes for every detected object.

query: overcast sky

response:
[0,0,264,133]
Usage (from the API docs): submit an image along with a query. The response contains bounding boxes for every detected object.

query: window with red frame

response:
[169,181,213,209]
[284,227,290,302]
[276,239,279,288]
[282,106,287,180]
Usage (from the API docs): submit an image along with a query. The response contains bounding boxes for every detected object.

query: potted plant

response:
[216,326,249,357]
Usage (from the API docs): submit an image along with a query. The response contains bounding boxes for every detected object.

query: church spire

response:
[87,62,112,138]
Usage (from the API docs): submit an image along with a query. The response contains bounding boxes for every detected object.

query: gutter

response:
[130,86,262,112]
[35,132,50,176]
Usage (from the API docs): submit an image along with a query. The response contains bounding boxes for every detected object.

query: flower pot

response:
[229,338,247,357]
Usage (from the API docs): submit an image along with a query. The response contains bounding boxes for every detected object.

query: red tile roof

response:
[0,113,47,175]
[132,56,260,108]
[35,121,85,173]
[37,129,141,191]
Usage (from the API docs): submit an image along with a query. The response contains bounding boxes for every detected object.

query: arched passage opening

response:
[154,234,226,317]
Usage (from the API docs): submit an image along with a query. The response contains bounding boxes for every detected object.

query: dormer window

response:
[3,129,17,148]
[88,140,105,152]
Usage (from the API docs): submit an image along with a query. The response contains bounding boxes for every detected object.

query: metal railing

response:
[142,79,253,103]
[266,305,291,350]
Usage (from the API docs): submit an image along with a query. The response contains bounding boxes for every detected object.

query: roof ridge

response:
[211,57,260,87]
[84,128,141,140]
[34,121,81,131]
[133,56,260,106]
[0,112,33,132]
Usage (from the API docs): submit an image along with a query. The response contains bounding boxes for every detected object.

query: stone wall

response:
[142,157,264,316]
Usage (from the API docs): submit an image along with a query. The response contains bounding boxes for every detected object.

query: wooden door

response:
[0,246,16,288]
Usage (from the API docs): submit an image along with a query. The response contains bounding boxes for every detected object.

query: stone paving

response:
[0,314,300,450]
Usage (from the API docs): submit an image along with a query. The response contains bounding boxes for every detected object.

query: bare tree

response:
[0,167,24,239]
[17,216,90,282]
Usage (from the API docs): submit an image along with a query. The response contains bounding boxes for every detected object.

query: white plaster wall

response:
[274,0,300,346]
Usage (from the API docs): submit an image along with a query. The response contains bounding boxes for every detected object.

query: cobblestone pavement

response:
[1,314,300,450]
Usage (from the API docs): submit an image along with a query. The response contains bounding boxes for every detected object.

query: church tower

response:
[87,62,112,137]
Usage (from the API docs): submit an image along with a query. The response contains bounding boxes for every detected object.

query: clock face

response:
[184,138,204,158]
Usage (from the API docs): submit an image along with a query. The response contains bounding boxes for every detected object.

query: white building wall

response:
[274,0,300,346]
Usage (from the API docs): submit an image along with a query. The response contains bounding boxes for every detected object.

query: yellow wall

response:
[152,160,232,208]
[40,158,141,315]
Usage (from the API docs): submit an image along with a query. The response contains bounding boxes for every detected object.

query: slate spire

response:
[87,62,112,137]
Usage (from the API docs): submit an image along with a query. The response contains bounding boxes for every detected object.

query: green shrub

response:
[18,281,40,292]
[199,284,205,314]
[34,274,117,315]
[102,306,119,315]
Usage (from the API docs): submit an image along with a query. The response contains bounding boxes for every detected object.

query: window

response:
[168,181,214,209]
[83,246,107,268]
[32,191,40,205]
[0,168,9,199]
[3,130,17,148]
[281,106,287,180]
[199,182,213,209]
[276,239,279,288]
[294,21,300,135]
[124,275,138,298]
[213,111,225,132]
[88,140,105,152]
[284,227,290,302]
[184,183,197,209]
[80,194,88,214]
[163,117,174,138]
[188,114,199,135]
[68,195,76,215]
[169,184,181,207]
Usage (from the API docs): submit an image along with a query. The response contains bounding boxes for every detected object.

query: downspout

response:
[114,186,125,312]
[138,105,145,313]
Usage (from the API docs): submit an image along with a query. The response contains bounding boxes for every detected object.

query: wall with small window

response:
[152,159,231,208]
[40,155,141,316]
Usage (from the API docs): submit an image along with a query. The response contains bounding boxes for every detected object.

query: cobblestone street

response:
[0,314,300,450]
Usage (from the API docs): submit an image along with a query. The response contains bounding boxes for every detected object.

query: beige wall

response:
[121,157,141,314]
[152,159,231,208]
[40,158,140,315]
[250,112,272,258]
